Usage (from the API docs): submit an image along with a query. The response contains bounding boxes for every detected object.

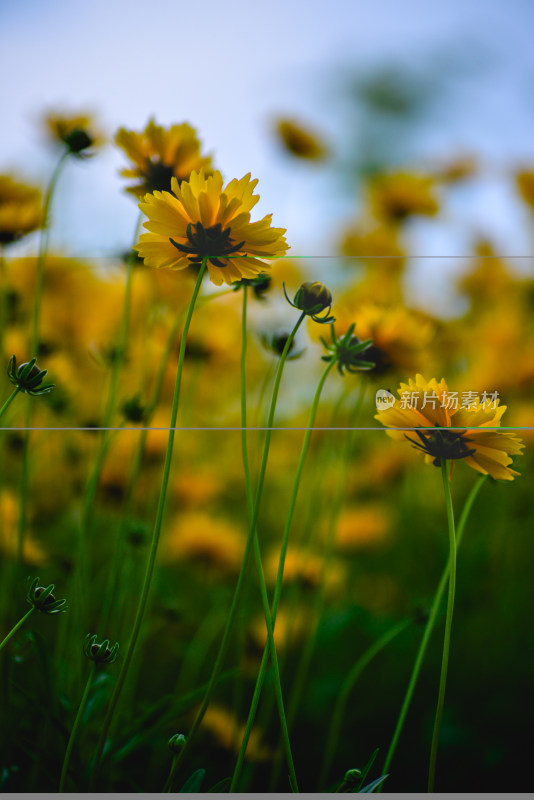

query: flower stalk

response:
[427,460,457,792]
[89,257,208,788]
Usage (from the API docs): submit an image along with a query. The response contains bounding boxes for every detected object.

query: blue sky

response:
[2,0,534,309]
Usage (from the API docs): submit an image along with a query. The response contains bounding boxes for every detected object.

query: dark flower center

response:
[143,160,178,194]
[34,587,55,605]
[404,424,476,467]
[360,344,392,375]
[170,222,245,268]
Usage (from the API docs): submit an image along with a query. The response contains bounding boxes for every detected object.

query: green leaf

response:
[180,768,206,792]
[357,775,388,793]
[208,777,231,792]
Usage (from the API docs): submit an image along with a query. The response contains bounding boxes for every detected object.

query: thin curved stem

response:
[427,461,457,792]
[170,312,306,783]
[230,359,335,791]
[74,213,141,625]
[16,150,69,565]
[0,606,35,652]
[380,474,487,785]
[320,619,411,788]
[59,662,96,792]
[230,286,299,792]
[88,258,208,789]
[0,387,20,420]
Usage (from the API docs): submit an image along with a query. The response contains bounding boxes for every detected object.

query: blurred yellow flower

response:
[135,170,289,285]
[0,490,48,564]
[161,511,244,573]
[334,504,391,551]
[44,110,101,156]
[0,175,42,245]
[320,301,434,377]
[516,169,534,209]
[265,544,345,593]
[375,374,524,480]
[115,119,213,197]
[200,705,272,762]
[274,117,328,161]
[368,171,438,223]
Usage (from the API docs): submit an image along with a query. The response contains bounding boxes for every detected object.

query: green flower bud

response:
[83,633,119,664]
[26,577,67,615]
[283,281,335,323]
[320,323,375,375]
[7,355,55,396]
[344,768,362,785]
[168,733,186,754]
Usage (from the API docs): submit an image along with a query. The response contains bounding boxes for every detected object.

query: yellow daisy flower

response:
[135,170,289,286]
[274,117,328,161]
[375,374,524,480]
[0,175,42,245]
[115,118,213,197]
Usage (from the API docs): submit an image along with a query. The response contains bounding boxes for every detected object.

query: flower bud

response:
[7,355,55,396]
[26,577,67,615]
[283,281,335,324]
[83,633,119,664]
[294,282,332,313]
[168,733,186,754]
[343,768,362,786]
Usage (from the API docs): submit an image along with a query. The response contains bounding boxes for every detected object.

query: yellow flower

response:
[44,110,101,156]
[313,301,434,377]
[334,504,391,551]
[161,511,244,573]
[115,119,213,197]
[274,117,328,161]
[368,171,438,223]
[0,175,42,245]
[516,169,534,209]
[135,170,289,286]
[200,706,272,762]
[375,374,524,480]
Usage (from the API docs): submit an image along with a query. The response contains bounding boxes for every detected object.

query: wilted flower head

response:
[115,119,213,197]
[0,176,42,245]
[135,170,289,286]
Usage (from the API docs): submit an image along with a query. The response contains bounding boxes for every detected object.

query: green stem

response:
[320,619,411,788]
[163,756,178,793]
[380,474,486,785]
[16,150,69,565]
[0,387,20,420]
[88,258,208,789]
[0,606,35,652]
[230,359,335,791]
[59,662,96,792]
[269,383,367,791]
[73,218,139,626]
[427,461,457,792]
[170,311,306,783]
[230,286,298,792]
